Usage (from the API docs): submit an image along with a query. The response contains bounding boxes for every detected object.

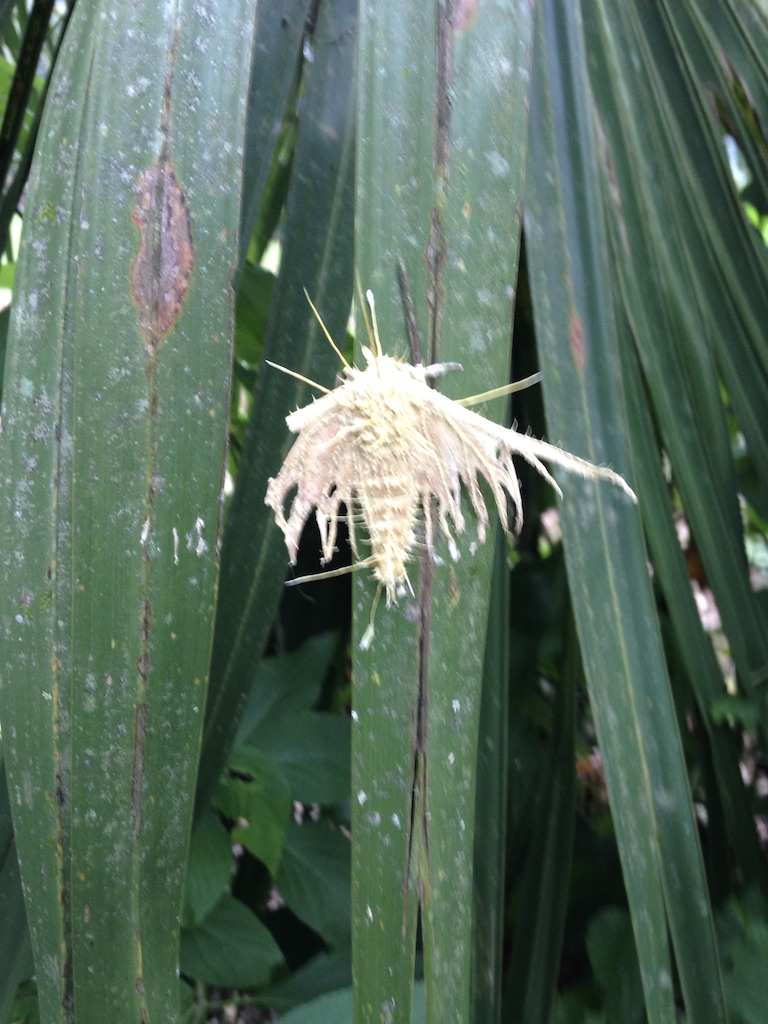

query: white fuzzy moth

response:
[265,291,637,646]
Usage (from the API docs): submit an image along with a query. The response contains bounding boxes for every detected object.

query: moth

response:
[265,291,637,646]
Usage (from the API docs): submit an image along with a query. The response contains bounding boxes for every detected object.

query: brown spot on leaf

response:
[139,598,153,651]
[450,0,479,31]
[131,703,147,839]
[130,152,194,343]
[569,308,586,373]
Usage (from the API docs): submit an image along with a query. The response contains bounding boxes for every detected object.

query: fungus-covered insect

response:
[265,291,636,647]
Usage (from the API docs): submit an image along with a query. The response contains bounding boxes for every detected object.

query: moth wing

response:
[505,429,637,503]
[265,395,357,564]
[413,389,635,542]
[285,390,341,433]
[410,389,526,540]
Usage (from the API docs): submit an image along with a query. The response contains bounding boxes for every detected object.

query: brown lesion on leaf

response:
[568,307,586,373]
[130,150,195,344]
[131,703,148,839]
[138,597,153,666]
[449,0,479,32]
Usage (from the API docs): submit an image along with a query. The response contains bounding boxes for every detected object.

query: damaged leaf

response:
[130,152,195,342]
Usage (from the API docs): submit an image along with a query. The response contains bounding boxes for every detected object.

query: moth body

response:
[268,352,452,603]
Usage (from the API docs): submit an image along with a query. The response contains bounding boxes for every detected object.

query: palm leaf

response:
[353,3,533,1022]
[0,3,255,1019]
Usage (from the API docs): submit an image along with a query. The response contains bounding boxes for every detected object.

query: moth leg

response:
[315,509,333,564]
[347,500,359,562]
[456,371,543,407]
[286,557,374,588]
[423,361,463,380]
[421,491,435,557]
[359,584,383,651]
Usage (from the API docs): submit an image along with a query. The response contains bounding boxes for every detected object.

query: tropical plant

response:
[0,1,767,1024]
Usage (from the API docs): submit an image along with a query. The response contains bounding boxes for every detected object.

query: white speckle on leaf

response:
[486,151,510,178]
[187,517,208,556]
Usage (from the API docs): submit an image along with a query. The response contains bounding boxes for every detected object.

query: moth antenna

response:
[286,558,373,588]
[265,359,331,394]
[397,257,422,364]
[303,288,350,368]
[457,371,544,407]
[366,290,385,361]
[355,274,377,365]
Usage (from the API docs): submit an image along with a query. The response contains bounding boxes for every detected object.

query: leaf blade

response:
[354,3,533,1023]
[525,3,729,1021]
[0,3,256,1019]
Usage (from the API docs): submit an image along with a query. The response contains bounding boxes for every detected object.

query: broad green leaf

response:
[276,818,352,948]
[235,632,340,740]
[258,713,351,806]
[234,263,276,365]
[3,979,40,1024]
[586,907,644,1024]
[0,2,255,1020]
[279,982,426,1024]
[260,950,353,1012]
[182,810,233,930]
[717,892,768,1024]
[229,633,350,806]
[218,746,292,876]
[179,894,285,990]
